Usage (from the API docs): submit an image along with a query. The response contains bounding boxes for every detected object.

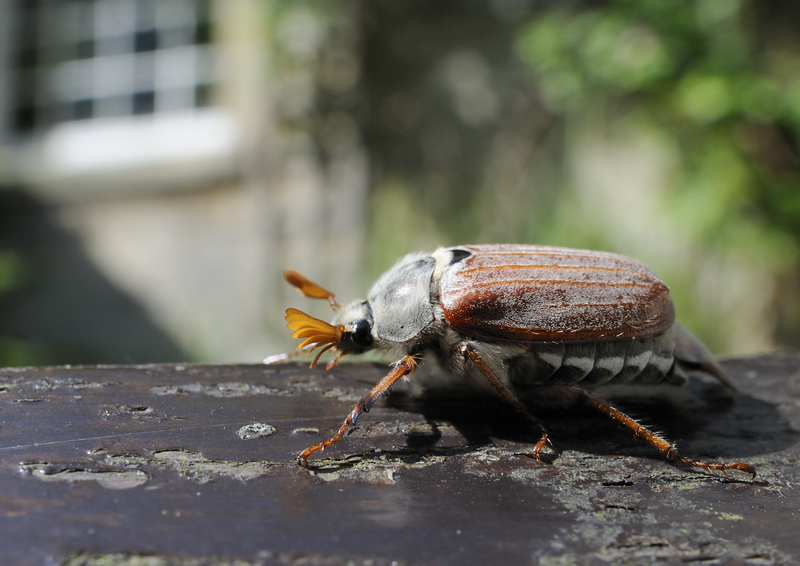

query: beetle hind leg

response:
[579,389,756,477]
[459,344,552,461]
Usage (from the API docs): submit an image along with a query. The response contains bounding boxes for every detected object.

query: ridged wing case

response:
[438,244,674,344]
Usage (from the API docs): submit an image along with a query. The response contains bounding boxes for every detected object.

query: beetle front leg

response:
[459,344,551,460]
[299,354,418,466]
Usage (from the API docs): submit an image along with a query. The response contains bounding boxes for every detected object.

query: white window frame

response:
[0,0,240,201]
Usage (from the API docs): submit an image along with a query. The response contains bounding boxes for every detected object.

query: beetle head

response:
[283,270,375,369]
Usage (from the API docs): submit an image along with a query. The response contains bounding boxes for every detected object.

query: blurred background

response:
[0,0,798,366]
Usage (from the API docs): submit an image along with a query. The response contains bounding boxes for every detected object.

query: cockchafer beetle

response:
[278,244,755,476]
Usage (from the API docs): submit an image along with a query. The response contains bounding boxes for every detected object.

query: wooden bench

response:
[1,354,798,564]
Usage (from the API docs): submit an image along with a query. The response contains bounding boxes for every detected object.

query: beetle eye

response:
[349,319,373,350]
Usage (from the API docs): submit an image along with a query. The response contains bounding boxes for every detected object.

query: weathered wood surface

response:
[1,353,799,565]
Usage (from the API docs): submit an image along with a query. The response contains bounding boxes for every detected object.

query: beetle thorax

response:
[357,252,438,349]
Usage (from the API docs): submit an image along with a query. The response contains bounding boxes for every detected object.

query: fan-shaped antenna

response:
[285,308,344,368]
[284,270,339,310]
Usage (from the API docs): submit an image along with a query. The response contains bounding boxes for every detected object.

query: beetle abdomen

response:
[503,327,683,390]
[438,244,675,344]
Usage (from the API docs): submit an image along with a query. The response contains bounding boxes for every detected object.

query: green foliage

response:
[0,250,30,293]
[516,0,800,349]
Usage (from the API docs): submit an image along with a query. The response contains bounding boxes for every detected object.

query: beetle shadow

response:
[384,374,797,463]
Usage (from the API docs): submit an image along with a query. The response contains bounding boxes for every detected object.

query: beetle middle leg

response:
[459,344,551,460]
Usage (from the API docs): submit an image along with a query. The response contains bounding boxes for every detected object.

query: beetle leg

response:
[299,354,417,466]
[578,389,756,477]
[459,344,551,460]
